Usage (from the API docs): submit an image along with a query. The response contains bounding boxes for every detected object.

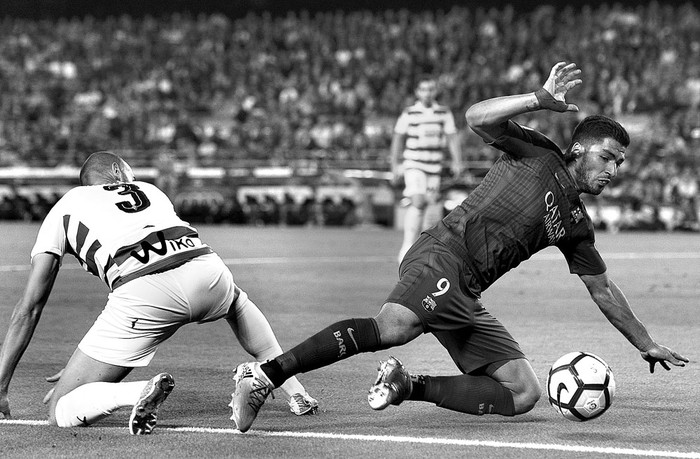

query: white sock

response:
[54,380,147,427]
[228,295,307,398]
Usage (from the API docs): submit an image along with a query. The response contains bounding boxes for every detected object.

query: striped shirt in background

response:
[394,101,457,175]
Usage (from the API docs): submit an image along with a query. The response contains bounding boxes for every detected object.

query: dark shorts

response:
[385,233,525,374]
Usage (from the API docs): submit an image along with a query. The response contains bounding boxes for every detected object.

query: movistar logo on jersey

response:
[544,191,566,244]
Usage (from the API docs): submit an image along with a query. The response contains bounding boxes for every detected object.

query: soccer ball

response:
[546,351,616,422]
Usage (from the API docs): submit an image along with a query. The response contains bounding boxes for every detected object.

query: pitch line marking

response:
[173,428,700,458]
[1,420,699,458]
[1,252,700,273]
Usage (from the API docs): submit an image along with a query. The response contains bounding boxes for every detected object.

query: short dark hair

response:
[79,151,124,185]
[415,74,437,87]
[570,115,630,149]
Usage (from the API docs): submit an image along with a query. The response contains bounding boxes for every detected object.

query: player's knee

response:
[52,396,71,427]
[374,303,423,347]
[409,194,428,209]
[512,379,541,414]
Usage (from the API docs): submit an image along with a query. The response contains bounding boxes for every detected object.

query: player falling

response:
[230,62,686,433]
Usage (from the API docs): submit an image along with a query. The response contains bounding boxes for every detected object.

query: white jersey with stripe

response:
[31,181,212,291]
[394,101,457,175]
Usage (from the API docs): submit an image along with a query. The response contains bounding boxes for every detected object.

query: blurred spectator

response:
[0,4,697,229]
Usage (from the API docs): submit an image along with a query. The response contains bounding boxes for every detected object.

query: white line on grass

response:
[1,420,698,458]
[0,419,47,426]
[1,252,700,273]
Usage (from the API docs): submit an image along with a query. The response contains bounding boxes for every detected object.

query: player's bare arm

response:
[466,61,582,143]
[578,272,688,373]
[0,253,60,418]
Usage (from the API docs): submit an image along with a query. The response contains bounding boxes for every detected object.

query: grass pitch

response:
[0,223,698,458]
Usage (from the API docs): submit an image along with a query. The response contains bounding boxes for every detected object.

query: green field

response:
[1,223,698,458]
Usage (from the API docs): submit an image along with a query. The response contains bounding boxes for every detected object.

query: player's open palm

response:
[538,62,582,112]
[641,344,689,373]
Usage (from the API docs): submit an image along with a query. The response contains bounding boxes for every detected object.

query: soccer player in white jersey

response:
[391,75,464,263]
[0,151,317,434]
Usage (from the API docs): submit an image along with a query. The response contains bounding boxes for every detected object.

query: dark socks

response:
[409,374,515,416]
[261,318,382,388]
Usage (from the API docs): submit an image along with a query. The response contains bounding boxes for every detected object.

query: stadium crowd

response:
[0,2,698,229]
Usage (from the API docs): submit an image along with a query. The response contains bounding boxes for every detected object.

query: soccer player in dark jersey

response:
[230,62,688,432]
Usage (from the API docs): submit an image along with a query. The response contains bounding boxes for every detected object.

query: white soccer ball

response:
[546,351,616,421]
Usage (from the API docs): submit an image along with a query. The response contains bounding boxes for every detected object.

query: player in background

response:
[0,151,317,434]
[390,75,463,263]
[229,62,688,432]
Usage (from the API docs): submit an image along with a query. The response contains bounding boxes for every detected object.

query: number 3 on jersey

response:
[103,183,151,213]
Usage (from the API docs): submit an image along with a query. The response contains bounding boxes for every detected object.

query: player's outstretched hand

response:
[536,62,582,112]
[641,344,688,373]
[0,392,11,419]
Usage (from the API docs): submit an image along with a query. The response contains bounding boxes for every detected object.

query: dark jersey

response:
[426,121,606,292]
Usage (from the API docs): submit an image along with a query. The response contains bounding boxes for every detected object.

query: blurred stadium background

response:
[0,0,698,232]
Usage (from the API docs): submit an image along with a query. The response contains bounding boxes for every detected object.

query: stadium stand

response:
[0,3,698,230]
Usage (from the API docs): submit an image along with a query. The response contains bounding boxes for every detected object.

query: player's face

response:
[415,81,437,106]
[571,137,626,195]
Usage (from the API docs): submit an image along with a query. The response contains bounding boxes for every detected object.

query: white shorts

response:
[78,253,240,367]
[403,168,441,201]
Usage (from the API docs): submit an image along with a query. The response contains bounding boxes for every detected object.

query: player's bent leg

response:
[232,304,421,431]
[225,293,318,415]
[489,358,541,414]
[260,316,386,389]
[225,291,282,361]
[263,301,421,386]
[48,349,133,426]
[367,357,520,416]
[225,294,286,370]
[48,349,175,432]
[404,372,518,416]
[373,302,423,347]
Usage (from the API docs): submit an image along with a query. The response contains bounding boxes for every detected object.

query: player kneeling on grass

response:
[229,62,688,432]
[0,151,317,435]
